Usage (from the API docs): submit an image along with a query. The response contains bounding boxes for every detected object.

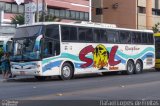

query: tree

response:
[11,14,61,25]
[11,14,25,25]
[152,22,160,33]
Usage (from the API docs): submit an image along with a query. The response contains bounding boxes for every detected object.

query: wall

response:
[92,0,137,29]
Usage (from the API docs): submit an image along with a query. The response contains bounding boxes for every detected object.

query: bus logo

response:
[93,44,108,68]
[79,44,121,69]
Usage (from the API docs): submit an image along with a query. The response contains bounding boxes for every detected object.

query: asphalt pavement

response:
[0,70,160,101]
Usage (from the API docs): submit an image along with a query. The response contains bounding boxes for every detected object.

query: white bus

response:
[10,22,155,80]
[0,25,15,54]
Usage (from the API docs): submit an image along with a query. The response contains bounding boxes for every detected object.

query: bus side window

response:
[132,32,141,44]
[119,31,131,44]
[100,29,108,43]
[141,33,148,44]
[107,30,119,43]
[86,28,93,42]
[46,25,59,40]
[54,41,60,56]
[62,26,70,41]
[70,27,78,41]
[148,33,154,44]
[78,27,86,41]
[44,40,53,57]
[93,29,101,42]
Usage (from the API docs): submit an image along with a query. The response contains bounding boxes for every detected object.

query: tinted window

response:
[61,26,70,40]
[45,25,59,40]
[43,39,53,58]
[148,33,154,44]
[132,32,141,44]
[61,26,77,41]
[86,28,93,41]
[107,30,119,43]
[70,27,77,41]
[100,29,108,43]
[119,31,131,44]
[78,27,86,41]
[141,33,148,43]
[93,29,101,42]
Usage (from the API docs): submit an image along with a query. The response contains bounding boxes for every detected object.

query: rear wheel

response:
[60,63,74,80]
[135,60,143,74]
[126,60,135,75]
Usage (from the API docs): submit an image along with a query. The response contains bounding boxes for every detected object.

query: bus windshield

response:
[15,26,42,38]
[11,26,43,61]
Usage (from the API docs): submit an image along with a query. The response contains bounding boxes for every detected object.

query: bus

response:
[0,25,15,55]
[154,33,160,70]
[10,22,155,80]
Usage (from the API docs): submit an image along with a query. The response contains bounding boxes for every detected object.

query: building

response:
[92,0,160,30]
[0,0,89,24]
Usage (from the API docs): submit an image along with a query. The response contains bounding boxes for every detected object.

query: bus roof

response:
[17,22,153,33]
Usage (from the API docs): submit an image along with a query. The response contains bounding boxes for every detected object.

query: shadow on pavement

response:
[2,69,158,83]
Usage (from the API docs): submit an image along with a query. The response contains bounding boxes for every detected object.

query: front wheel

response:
[60,63,74,80]
[126,60,135,75]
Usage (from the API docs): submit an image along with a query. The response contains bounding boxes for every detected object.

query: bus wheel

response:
[60,63,74,80]
[135,60,143,74]
[35,76,46,81]
[126,60,135,75]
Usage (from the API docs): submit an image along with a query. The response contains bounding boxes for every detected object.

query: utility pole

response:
[36,0,39,22]
[89,0,92,22]
[42,0,45,22]
[0,9,4,26]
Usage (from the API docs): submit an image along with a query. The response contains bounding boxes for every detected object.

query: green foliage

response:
[152,22,160,33]
[11,14,24,25]
[11,14,60,25]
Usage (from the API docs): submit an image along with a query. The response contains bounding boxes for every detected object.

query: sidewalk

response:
[0,74,34,82]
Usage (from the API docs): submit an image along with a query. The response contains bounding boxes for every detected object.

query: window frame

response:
[119,30,131,44]
[61,25,78,42]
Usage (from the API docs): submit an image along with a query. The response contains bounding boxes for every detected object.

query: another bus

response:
[10,22,155,80]
[0,25,15,73]
[0,25,15,54]
[154,33,160,70]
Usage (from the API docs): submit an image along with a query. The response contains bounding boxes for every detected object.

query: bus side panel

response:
[40,43,155,76]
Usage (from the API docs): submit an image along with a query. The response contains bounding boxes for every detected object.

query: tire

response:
[135,60,143,74]
[60,63,74,80]
[35,76,47,81]
[126,60,135,75]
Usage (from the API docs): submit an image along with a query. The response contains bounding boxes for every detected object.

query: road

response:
[0,70,160,102]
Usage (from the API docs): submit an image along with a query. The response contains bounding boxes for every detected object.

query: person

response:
[7,52,16,78]
[1,53,10,79]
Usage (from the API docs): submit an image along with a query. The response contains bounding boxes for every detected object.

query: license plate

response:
[20,71,25,75]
